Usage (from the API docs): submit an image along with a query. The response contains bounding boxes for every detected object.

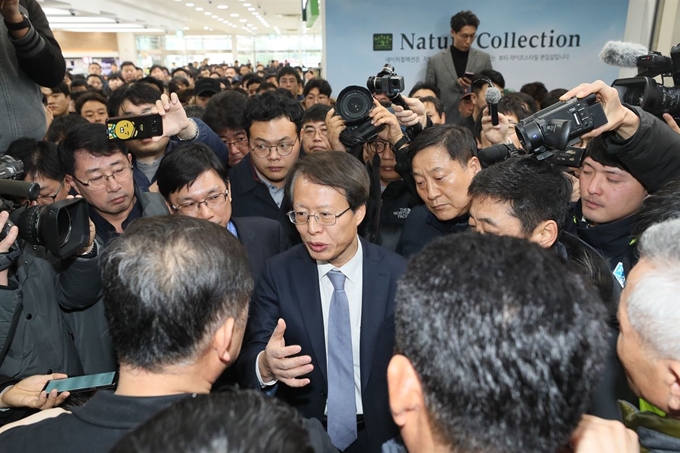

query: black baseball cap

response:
[195,78,221,96]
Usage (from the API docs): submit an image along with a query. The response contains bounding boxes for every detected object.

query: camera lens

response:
[515,121,543,153]
[16,205,45,246]
[336,86,373,125]
[56,207,72,246]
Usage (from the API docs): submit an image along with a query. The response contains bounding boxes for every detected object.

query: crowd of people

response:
[1,2,680,452]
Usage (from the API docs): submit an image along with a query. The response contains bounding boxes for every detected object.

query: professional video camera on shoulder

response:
[0,155,91,260]
[479,95,605,168]
[610,43,680,117]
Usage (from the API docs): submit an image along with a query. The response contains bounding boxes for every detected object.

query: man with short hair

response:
[300,104,332,153]
[407,81,440,100]
[42,82,70,117]
[572,137,648,286]
[419,96,446,125]
[202,90,250,167]
[112,391,316,453]
[239,151,406,453]
[75,92,107,125]
[119,61,137,83]
[156,142,289,281]
[387,232,611,452]
[303,78,332,109]
[614,218,680,451]
[107,84,228,191]
[425,10,492,123]
[229,91,304,243]
[0,216,254,452]
[246,76,263,97]
[278,66,303,100]
[58,123,169,246]
[88,62,101,76]
[396,125,481,257]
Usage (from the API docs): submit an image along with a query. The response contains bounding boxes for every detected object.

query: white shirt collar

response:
[317,236,363,285]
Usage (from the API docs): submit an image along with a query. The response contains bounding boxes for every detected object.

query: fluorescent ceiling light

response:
[48,16,117,23]
[42,8,71,16]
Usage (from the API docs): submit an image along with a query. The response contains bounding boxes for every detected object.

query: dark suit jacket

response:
[239,238,406,452]
[232,217,290,283]
[229,154,300,245]
[425,46,493,123]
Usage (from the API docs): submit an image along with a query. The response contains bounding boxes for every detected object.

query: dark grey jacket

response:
[0,242,101,378]
[0,0,65,152]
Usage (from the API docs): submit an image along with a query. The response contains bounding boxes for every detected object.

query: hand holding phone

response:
[42,372,118,394]
[107,114,163,141]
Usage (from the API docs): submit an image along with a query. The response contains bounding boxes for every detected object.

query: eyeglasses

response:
[303,127,327,138]
[221,134,248,147]
[250,136,299,158]
[366,140,392,154]
[287,206,351,226]
[72,166,133,191]
[35,180,65,204]
[171,190,229,215]
[507,121,518,135]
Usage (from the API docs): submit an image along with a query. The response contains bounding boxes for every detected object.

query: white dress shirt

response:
[256,238,364,415]
[317,238,364,415]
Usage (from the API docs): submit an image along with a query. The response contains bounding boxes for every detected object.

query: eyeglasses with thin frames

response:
[171,190,230,215]
[35,180,65,204]
[250,136,299,158]
[287,206,351,226]
[72,166,133,191]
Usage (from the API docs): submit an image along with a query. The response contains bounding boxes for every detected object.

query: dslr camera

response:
[335,65,411,148]
[0,155,91,259]
[612,44,680,116]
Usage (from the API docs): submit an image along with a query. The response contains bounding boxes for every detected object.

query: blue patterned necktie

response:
[326,269,358,450]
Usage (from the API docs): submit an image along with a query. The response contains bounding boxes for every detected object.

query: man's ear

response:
[467,156,481,176]
[64,175,80,195]
[387,354,425,428]
[529,220,559,249]
[227,180,232,202]
[354,204,366,226]
[212,317,236,364]
[667,360,680,413]
[441,112,446,123]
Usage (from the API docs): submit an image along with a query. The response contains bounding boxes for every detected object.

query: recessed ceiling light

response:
[186,2,194,6]
[243,2,251,6]
[204,26,209,29]
[195,7,203,10]
[204,12,211,15]
[217,5,228,9]
[247,7,255,11]
[183,26,189,29]
[230,13,239,17]
[239,18,247,22]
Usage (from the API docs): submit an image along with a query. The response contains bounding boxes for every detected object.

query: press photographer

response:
[0,147,101,384]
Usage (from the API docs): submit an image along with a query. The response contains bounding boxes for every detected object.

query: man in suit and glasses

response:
[239,151,406,452]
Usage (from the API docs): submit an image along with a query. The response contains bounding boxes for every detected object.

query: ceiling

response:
[36,0,318,35]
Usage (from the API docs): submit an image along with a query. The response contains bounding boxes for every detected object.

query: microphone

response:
[485,86,501,126]
[599,40,648,68]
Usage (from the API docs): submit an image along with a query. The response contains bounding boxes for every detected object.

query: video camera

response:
[611,44,680,116]
[478,95,605,168]
[0,155,91,259]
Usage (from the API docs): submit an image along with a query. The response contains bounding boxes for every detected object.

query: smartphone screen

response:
[464,71,475,80]
[106,114,163,141]
[43,372,118,394]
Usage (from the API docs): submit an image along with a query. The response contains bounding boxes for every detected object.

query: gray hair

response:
[627,218,680,361]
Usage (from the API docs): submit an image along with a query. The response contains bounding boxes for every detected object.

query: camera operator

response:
[5,139,115,375]
[560,80,680,192]
[0,193,100,382]
[554,81,680,285]
[359,102,417,251]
